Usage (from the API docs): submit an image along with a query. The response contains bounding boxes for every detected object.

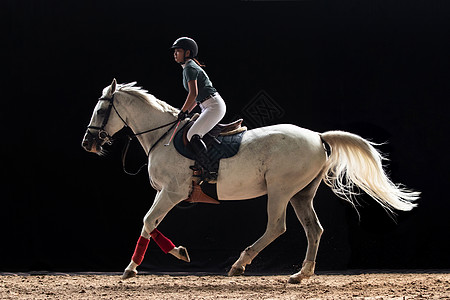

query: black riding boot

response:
[189,134,217,181]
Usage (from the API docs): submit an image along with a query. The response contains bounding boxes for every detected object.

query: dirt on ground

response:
[1,272,449,299]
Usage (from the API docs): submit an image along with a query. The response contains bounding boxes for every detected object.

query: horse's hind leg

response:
[228,186,290,276]
[288,175,324,284]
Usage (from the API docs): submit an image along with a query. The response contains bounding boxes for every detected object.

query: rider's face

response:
[174,48,185,63]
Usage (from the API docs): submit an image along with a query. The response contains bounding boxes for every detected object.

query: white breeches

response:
[187,93,226,141]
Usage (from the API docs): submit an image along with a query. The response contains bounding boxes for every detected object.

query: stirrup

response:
[204,171,218,182]
[191,163,217,183]
[190,165,202,178]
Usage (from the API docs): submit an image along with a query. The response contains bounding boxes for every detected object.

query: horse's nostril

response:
[82,139,90,150]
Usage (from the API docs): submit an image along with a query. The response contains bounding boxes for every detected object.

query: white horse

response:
[82,79,419,283]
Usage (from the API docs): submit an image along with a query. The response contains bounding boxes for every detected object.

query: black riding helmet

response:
[171,37,198,58]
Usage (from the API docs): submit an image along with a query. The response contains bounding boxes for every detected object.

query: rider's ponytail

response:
[192,58,206,68]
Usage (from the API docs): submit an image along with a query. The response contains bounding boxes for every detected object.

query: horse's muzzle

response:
[82,131,98,153]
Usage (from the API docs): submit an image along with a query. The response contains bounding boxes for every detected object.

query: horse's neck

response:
[119,94,177,155]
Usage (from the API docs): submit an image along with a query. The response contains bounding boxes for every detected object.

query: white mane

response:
[102,82,179,116]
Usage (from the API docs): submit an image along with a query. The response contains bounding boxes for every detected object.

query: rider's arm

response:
[181,80,198,113]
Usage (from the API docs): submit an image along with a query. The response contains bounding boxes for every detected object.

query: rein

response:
[122,121,177,175]
[87,93,178,175]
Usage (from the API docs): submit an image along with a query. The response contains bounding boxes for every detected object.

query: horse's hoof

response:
[288,275,302,284]
[228,266,245,276]
[288,274,311,284]
[178,246,191,263]
[122,270,137,280]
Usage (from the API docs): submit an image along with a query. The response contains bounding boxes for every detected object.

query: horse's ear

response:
[111,78,117,94]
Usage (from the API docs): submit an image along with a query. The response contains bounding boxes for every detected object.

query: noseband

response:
[86,93,178,175]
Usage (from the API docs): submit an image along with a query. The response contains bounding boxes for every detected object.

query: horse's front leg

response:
[122,189,189,279]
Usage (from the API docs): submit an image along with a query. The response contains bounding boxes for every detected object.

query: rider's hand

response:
[178,111,188,121]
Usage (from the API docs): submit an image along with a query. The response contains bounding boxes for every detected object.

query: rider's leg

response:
[187,95,226,178]
[189,134,210,169]
[186,94,226,142]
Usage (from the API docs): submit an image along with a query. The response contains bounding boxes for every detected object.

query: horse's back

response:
[242,124,321,150]
[242,124,325,172]
[217,124,327,200]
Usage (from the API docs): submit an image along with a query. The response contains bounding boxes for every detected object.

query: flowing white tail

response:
[321,131,420,214]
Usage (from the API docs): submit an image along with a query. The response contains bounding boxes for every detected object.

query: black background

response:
[3,0,449,274]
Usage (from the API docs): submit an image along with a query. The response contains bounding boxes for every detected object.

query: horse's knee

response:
[143,214,159,234]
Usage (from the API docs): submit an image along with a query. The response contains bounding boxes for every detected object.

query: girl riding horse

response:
[172,37,227,180]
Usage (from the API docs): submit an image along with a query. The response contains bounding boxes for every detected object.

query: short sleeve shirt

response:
[183,60,217,103]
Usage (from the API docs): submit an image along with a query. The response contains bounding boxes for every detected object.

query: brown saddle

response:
[181,114,246,146]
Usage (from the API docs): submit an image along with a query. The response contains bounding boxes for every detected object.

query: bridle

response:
[86,93,178,175]
[86,94,124,145]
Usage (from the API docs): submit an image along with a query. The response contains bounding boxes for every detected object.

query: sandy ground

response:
[1,272,449,299]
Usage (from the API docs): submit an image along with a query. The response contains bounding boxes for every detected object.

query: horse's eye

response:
[97,109,105,116]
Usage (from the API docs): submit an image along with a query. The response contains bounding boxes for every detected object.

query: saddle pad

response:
[174,128,246,161]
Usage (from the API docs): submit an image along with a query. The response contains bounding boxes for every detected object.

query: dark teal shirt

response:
[182,60,217,103]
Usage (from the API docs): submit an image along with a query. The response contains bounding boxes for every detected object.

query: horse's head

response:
[82,78,126,154]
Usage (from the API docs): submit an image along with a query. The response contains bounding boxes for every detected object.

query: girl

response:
[171,37,227,179]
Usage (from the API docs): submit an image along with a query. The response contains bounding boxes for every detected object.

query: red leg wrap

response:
[132,236,150,265]
[150,229,175,254]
